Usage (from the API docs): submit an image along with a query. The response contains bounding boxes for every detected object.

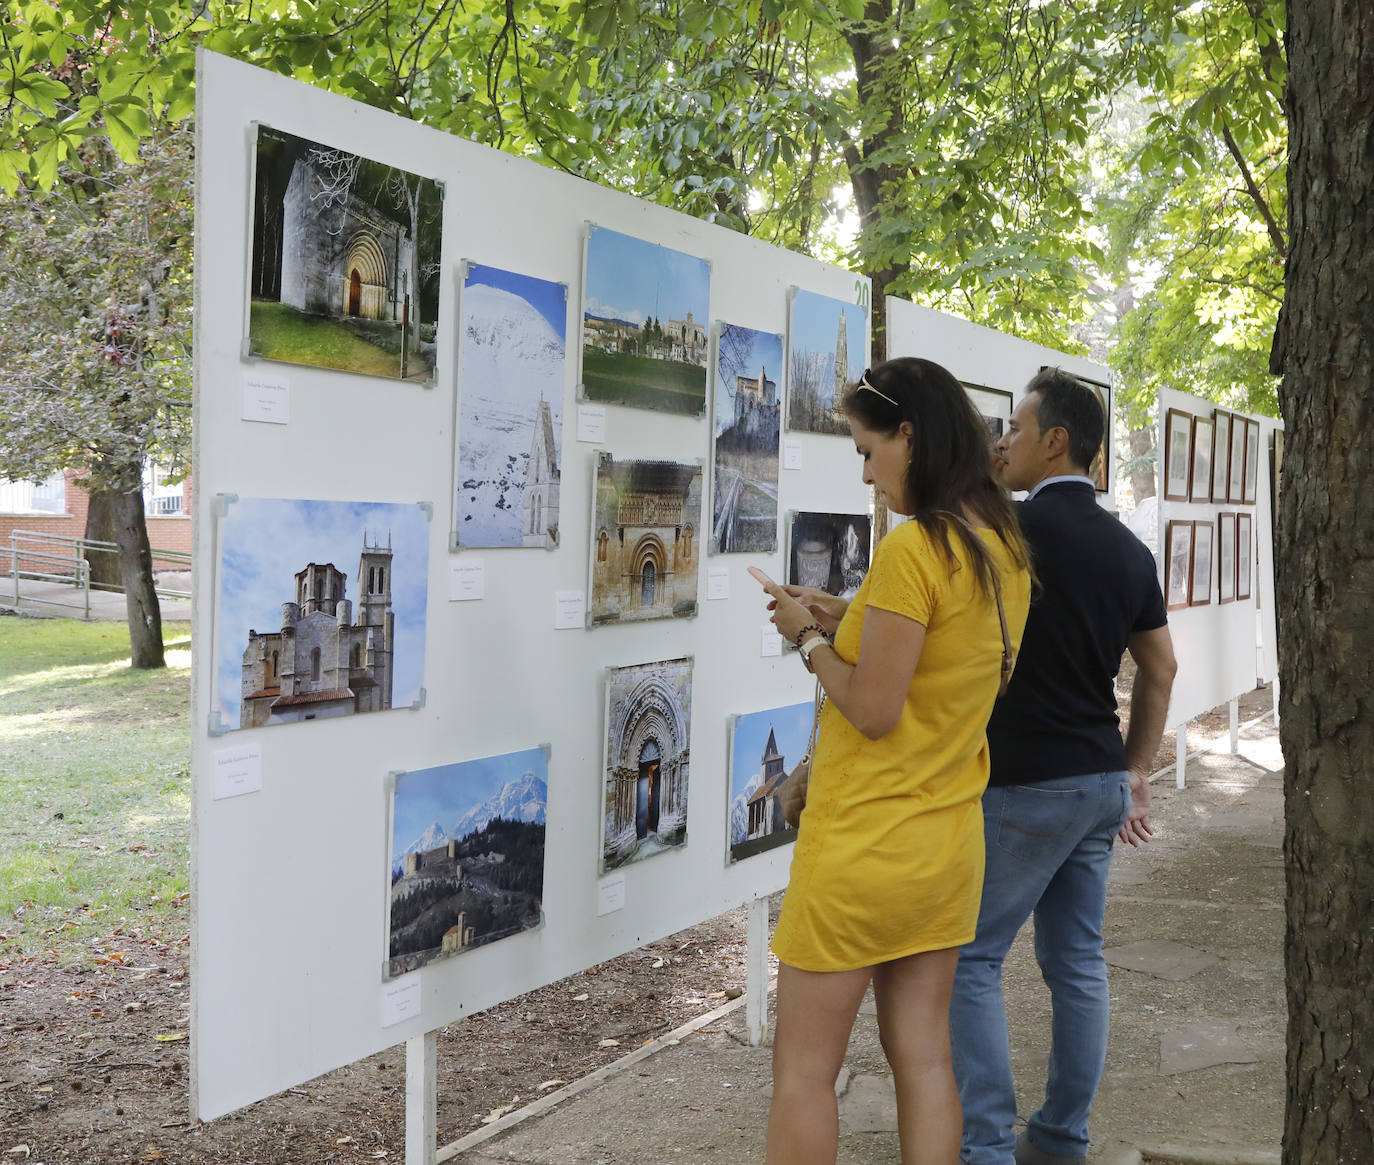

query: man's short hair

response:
[1026,368,1104,474]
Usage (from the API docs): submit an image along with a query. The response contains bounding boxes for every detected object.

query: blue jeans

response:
[950,772,1131,1164]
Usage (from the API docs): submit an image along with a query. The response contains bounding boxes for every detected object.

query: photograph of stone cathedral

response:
[588,453,703,625]
[580,225,710,416]
[386,747,547,978]
[711,324,782,554]
[455,262,566,549]
[601,657,692,872]
[727,700,814,864]
[213,498,429,732]
[248,126,444,381]
[787,289,869,435]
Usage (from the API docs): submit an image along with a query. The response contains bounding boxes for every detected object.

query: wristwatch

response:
[798,634,828,673]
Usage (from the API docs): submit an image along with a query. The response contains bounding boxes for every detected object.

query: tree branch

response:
[1220,120,1286,261]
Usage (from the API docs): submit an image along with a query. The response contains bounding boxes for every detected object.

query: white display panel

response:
[191,51,872,1121]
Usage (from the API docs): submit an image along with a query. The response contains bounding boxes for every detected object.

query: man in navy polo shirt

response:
[950,367,1177,1165]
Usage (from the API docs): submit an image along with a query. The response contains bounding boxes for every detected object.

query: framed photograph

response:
[787,511,872,599]
[1237,512,1253,600]
[1211,410,1232,502]
[786,288,868,435]
[1083,378,1112,493]
[962,383,1015,445]
[248,125,444,382]
[1190,416,1213,502]
[1243,419,1261,504]
[1217,512,1237,603]
[580,225,710,416]
[1228,409,1247,502]
[711,323,783,554]
[1164,409,1193,502]
[1165,520,1193,611]
[1190,520,1214,606]
[726,700,813,864]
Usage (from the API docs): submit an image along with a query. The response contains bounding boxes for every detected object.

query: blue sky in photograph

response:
[789,289,869,380]
[714,325,784,438]
[583,226,710,327]
[214,498,430,727]
[465,262,567,339]
[392,747,548,856]
[730,701,814,800]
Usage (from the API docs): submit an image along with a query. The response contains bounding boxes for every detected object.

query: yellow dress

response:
[772,519,1031,972]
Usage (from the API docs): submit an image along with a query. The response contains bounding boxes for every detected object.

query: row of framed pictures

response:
[1164,406,1261,505]
[1165,513,1253,611]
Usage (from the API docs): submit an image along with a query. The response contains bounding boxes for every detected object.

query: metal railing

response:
[6,539,92,617]
[4,529,192,617]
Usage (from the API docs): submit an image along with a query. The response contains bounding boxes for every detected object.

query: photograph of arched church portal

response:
[601,656,692,872]
[711,324,783,555]
[786,287,868,436]
[580,224,710,416]
[248,125,444,382]
[213,497,429,733]
[387,747,548,979]
[727,699,812,864]
[589,453,703,625]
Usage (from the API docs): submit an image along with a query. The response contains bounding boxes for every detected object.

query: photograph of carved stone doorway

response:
[580,225,710,416]
[711,324,783,554]
[454,262,567,549]
[588,453,703,625]
[726,699,812,864]
[787,510,872,600]
[212,497,430,734]
[786,289,868,436]
[601,657,692,872]
[248,126,444,381]
[386,747,547,979]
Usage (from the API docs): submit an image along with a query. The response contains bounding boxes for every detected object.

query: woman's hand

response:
[767,584,848,635]
[762,580,821,645]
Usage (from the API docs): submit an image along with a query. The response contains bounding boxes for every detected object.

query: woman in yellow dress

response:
[759,357,1032,1165]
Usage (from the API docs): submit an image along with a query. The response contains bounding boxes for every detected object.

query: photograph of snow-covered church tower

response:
[727,700,813,863]
[454,263,567,549]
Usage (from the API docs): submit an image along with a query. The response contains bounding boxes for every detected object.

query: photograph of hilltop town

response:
[787,289,868,435]
[580,225,710,416]
[386,747,548,978]
[711,324,782,554]
[727,700,813,864]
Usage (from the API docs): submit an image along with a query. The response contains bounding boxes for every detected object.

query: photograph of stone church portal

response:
[580,225,710,416]
[727,700,812,864]
[786,288,868,436]
[589,453,703,625]
[213,498,429,733]
[601,657,692,872]
[711,324,782,554]
[248,126,444,381]
[386,747,547,979]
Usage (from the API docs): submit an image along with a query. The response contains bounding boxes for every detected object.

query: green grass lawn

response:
[250,299,432,381]
[0,617,192,963]
[582,348,706,414]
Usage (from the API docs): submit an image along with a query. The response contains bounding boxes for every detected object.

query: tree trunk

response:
[82,490,124,588]
[1274,2,1374,1160]
[109,489,165,669]
[1127,425,1157,506]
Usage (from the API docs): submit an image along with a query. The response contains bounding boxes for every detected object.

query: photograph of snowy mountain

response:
[454,263,567,549]
[580,225,709,416]
[711,324,782,554]
[787,289,868,435]
[386,746,548,978]
[727,701,812,864]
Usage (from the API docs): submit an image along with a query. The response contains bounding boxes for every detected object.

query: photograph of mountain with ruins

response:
[249,125,445,381]
[387,747,548,978]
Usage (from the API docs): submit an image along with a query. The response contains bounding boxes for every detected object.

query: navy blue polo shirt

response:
[986,480,1167,785]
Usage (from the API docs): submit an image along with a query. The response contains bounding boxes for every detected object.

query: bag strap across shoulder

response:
[937,510,1015,696]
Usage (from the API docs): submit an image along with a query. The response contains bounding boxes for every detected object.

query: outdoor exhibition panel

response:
[191,50,873,1120]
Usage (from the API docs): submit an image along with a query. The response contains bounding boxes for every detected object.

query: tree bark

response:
[1127,425,1157,507]
[82,490,124,588]
[1275,2,1374,1160]
[109,489,165,669]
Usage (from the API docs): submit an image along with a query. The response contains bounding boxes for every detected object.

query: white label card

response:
[597,874,626,916]
[707,567,730,601]
[576,405,607,444]
[761,623,783,657]
[381,975,422,1028]
[241,372,290,424]
[554,590,587,630]
[449,559,485,601]
[783,439,803,471]
[212,745,263,801]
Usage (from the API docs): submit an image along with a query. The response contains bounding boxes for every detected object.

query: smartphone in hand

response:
[747,566,775,588]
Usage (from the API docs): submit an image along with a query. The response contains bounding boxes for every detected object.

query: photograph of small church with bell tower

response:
[727,700,813,863]
[248,126,445,382]
[213,497,430,733]
[786,289,869,436]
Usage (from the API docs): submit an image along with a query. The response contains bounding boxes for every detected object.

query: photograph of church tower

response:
[213,498,430,733]
[786,289,869,435]
[711,324,782,554]
[727,700,814,863]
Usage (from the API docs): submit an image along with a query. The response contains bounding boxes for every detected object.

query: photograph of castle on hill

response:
[788,510,872,600]
[711,324,783,554]
[248,126,444,382]
[727,700,812,864]
[213,498,429,733]
[787,289,868,435]
[580,225,710,416]
[386,747,547,978]
[455,262,567,549]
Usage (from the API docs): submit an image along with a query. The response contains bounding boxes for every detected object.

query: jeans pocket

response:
[991,783,1089,865]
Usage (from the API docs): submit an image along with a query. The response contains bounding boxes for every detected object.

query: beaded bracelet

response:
[794,622,827,649]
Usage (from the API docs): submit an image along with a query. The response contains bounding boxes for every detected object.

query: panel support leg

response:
[1229,697,1240,754]
[746,896,770,1047]
[1273,676,1281,727]
[1175,724,1187,790]
[406,1031,437,1165]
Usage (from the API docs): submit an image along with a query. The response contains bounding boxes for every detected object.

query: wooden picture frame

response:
[1217,511,1237,603]
[1243,418,1260,504]
[962,382,1015,447]
[1237,512,1253,600]
[1085,379,1112,493]
[1228,409,1247,502]
[1190,416,1213,502]
[1211,409,1232,502]
[1190,520,1214,606]
[1165,520,1193,611]
[1164,409,1193,502]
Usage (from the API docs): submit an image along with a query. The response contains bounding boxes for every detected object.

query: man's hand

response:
[1117,771,1154,847]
